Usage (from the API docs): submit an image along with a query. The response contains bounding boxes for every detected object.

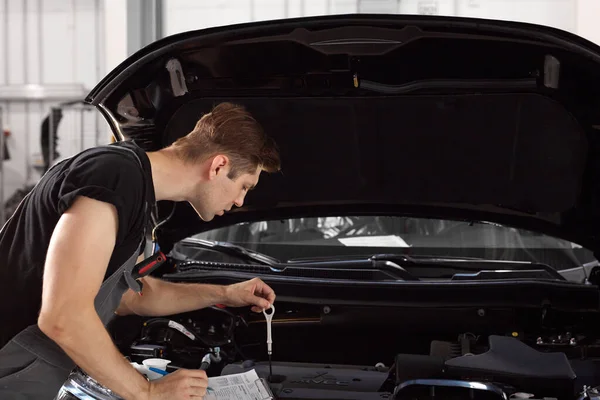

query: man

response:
[0,102,281,399]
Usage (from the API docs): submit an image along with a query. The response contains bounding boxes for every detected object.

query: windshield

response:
[177,216,596,271]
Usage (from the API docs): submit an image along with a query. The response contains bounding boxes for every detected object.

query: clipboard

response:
[254,377,275,400]
[205,369,275,400]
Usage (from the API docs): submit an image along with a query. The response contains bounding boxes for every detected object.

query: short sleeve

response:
[57,151,146,246]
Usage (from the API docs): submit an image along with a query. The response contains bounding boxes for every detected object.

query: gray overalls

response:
[0,146,151,399]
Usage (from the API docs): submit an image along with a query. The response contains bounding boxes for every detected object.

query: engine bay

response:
[105,300,600,400]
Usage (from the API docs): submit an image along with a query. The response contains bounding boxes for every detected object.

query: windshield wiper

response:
[370,254,566,281]
[369,259,420,281]
[172,244,565,282]
[178,238,280,267]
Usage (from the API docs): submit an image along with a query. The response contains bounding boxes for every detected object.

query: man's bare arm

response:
[38,196,150,400]
[116,277,226,317]
[116,275,276,317]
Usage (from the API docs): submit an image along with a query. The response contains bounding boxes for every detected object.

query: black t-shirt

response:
[0,141,156,347]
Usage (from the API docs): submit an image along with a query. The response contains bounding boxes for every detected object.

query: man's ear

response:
[209,154,229,179]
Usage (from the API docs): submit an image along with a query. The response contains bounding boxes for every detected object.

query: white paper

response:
[338,235,410,247]
[204,369,273,400]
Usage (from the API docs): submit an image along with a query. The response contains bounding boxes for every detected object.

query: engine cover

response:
[444,335,576,399]
[221,361,391,400]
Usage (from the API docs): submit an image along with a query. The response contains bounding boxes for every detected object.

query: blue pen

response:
[148,367,169,376]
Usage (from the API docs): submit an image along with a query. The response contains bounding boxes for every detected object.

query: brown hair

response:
[170,102,280,179]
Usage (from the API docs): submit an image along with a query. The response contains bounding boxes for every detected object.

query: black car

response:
[59,14,600,400]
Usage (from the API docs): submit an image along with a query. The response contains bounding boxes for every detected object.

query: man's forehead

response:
[240,169,260,187]
[248,173,260,188]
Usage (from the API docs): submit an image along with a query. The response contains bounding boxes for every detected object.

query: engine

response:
[218,335,576,400]
[97,303,600,400]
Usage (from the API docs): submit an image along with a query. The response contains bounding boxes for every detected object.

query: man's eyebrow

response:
[248,184,257,191]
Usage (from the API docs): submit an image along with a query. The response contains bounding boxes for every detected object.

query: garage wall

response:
[162,0,578,36]
[0,0,109,208]
[0,0,103,87]
[576,0,600,46]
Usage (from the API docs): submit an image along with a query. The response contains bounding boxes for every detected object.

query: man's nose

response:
[234,194,245,208]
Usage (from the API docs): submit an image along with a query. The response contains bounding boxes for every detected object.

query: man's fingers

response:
[261,285,276,304]
[188,377,209,388]
[266,289,276,304]
[150,368,209,399]
[181,372,208,396]
[181,369,207,379]
[224,278,276,311]
[245,292,271,310]
[188,389,207,398]
[175,369,208,384]
[255,279,276,304]
[189,382,208,389]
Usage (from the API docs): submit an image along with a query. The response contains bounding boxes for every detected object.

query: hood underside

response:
[86,14,600,254]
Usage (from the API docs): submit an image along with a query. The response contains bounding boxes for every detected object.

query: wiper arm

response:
[179,238,280,267]
[370,259,420,281]
[370,254,566,281]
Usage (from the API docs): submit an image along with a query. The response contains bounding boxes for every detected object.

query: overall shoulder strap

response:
[99,143,153,251]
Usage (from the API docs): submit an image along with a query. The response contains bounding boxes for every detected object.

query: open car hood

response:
[86,14,600,255]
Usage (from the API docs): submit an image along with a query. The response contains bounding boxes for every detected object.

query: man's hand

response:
[147,369,208,400]
[222,278,276,312]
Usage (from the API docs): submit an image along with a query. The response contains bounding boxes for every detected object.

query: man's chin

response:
[189,202,214,222]
[197,213,215,222]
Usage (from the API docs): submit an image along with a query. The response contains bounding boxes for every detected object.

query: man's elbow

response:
[115,288,143,317]
[117,278,161,317]
[38,307,87,344]
[38,312,67,342]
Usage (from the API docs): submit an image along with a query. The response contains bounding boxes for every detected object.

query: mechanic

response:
[0,102,281,399]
